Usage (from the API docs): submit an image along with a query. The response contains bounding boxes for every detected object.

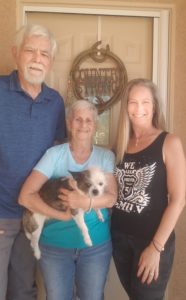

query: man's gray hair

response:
[13,24,57,58]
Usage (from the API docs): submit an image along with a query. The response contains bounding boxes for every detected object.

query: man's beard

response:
[24,63,46,85]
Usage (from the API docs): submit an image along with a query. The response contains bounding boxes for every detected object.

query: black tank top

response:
[112,131,168,240]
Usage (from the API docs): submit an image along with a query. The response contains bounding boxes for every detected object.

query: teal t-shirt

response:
[34,143,115,249]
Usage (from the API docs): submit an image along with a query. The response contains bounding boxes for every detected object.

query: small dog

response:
[23,168,107,259]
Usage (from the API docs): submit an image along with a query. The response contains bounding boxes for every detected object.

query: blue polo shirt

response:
[0,71,66,218]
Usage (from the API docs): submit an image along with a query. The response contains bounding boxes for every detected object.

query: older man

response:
[0,24,66,300]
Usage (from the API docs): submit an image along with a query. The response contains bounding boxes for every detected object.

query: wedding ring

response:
[149,273,153,276]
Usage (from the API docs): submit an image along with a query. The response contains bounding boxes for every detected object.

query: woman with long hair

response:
[111,78,186,300]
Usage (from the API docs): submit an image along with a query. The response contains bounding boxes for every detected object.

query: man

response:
[0,24,66,300]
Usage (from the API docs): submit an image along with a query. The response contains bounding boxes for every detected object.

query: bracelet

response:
[152,240,164,253]
[87,196,93,213]
[154,239,165,251]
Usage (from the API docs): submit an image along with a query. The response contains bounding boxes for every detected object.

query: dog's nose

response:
[92,189,99,196]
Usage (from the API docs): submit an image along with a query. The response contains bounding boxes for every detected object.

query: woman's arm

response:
[152,133,186,248]
[137,133,186,284]
[18,170,72,221]
[59,173,118,211]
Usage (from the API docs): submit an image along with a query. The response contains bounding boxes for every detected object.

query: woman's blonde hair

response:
[115,78,166,164]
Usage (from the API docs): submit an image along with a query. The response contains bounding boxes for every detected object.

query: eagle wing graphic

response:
[114,168,125,186]
[134,162,156,192]
[114,168,125,199]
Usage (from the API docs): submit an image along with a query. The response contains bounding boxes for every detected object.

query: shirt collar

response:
[9,70,51,102]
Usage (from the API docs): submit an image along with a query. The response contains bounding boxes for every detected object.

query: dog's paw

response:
[85,237,93,247]
[96,210,104,222]
[25,232,31,240]
[34,249,41,260]
[98,215,104,222]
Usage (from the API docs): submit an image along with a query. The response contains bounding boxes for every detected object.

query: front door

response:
[27,11,153,300]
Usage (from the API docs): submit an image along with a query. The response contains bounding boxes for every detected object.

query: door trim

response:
[20,5,170,119]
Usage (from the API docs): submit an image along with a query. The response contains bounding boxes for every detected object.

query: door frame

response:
[19,5,171,119]
[18,3,172,299]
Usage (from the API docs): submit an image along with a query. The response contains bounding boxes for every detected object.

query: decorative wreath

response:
[69,41,128,114]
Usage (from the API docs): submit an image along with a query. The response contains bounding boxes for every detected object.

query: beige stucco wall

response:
[0,0,16,74]
[0,1,185,299]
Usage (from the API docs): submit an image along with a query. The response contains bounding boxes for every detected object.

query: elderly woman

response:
[19,100,117,300]
[111,78,186,300]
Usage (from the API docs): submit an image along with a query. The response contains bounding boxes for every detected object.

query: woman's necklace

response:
[135,137,140,147]
[134,130,157,147]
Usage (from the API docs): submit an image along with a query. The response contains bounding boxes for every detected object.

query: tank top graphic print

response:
[112,131,168,239]
[115,161,156,214]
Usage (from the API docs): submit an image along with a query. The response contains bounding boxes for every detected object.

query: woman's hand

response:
[137,243,160,284]
[58,178,89,211]
[58,173,117,211]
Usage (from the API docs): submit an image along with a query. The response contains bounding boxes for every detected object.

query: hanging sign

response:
[69,41,128,114]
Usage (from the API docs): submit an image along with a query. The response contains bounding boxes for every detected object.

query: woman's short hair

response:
[13,24,57,58]
[66,100,98,123]
[115,78,166,163]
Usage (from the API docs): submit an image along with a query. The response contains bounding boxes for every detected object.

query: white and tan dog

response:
[22,168,107,259]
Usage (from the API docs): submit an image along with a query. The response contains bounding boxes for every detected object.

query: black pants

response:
[111,231,175,300]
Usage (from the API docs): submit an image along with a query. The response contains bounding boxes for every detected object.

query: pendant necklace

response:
[135,137,140,147]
